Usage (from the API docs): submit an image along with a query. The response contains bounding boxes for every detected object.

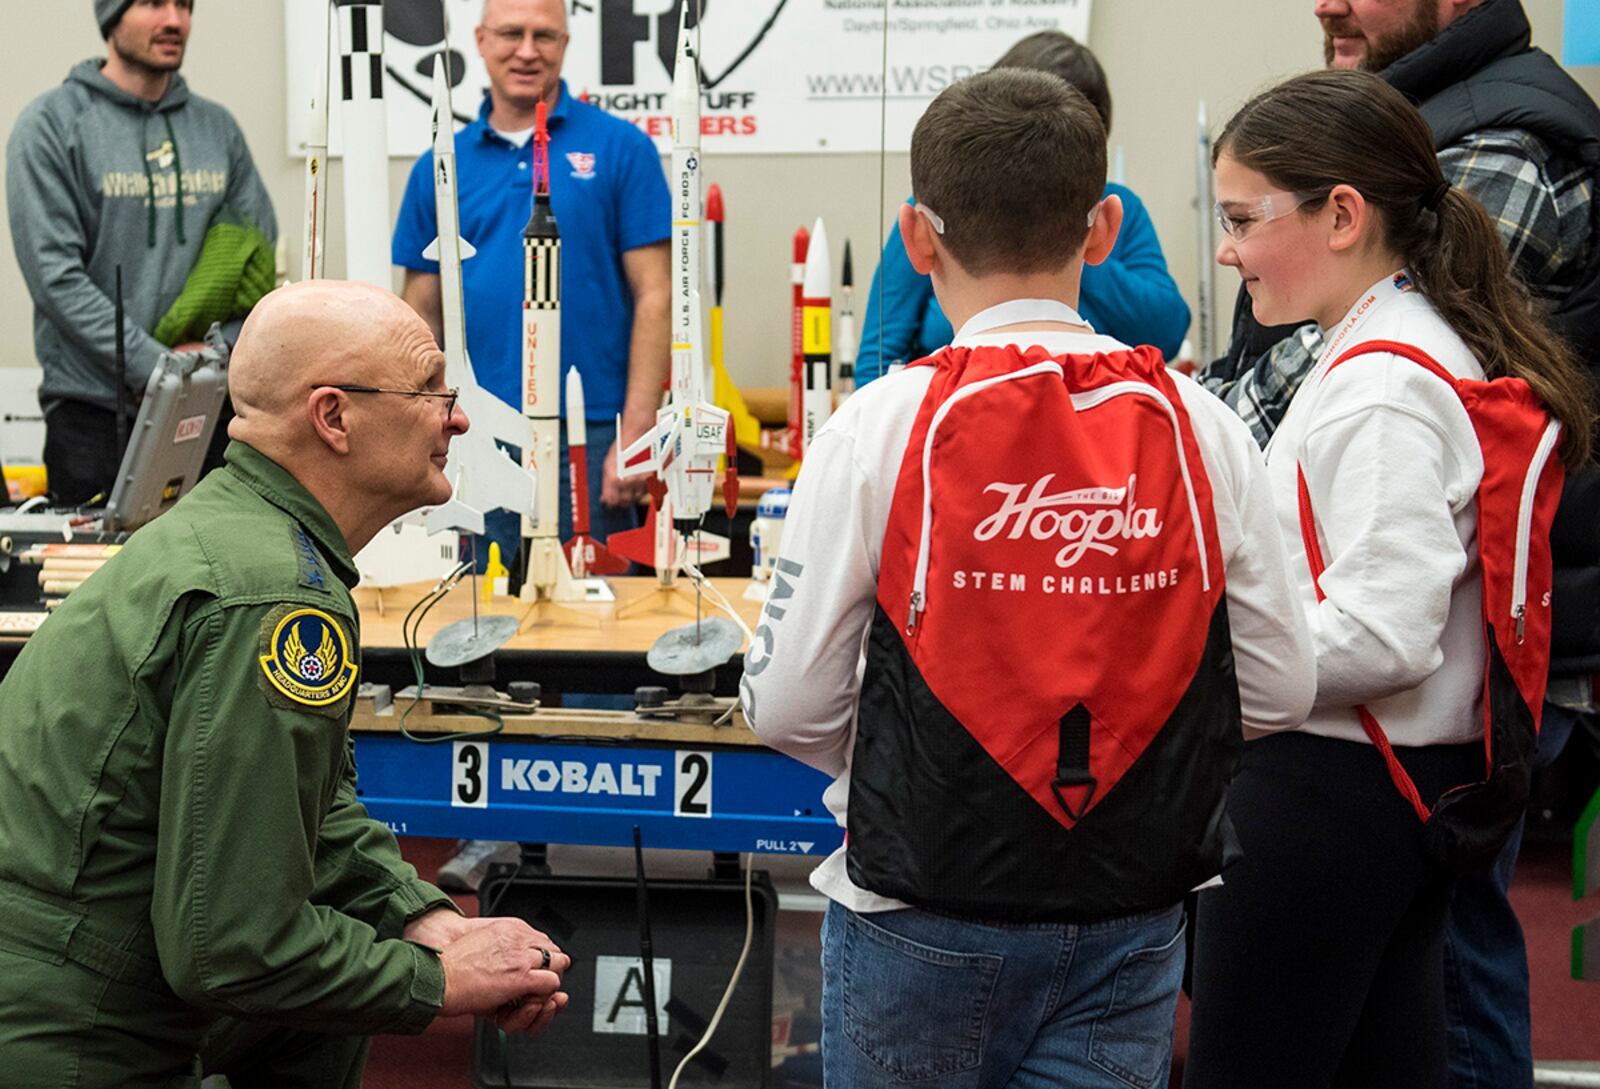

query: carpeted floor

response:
[363,838,1599,1088]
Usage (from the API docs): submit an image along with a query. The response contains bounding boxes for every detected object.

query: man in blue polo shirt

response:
[393,0,670,555]
[393,0,671,892]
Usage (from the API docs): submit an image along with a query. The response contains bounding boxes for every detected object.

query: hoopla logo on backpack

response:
[974,473,1165,569]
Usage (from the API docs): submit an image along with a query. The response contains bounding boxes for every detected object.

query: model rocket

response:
[562,368,627,578]
[703,183,760,448]
[1195,101,1217,365]
[758,225,808,458]
[300,0,331,282]
[616,0,738,538]
[336,1,392,287]
[836,240,856,401]
[800,218,832,453]
[516,98,581,601]
[420,52,536,538]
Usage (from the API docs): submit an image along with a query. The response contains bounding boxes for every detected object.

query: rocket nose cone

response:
[565,366,586,421]
[706,184,724,222]
[803,219,831,295]
[430,58,451,137]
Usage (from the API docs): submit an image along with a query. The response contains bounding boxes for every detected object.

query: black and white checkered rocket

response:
[519,101,569,596]
[335,1,390,286]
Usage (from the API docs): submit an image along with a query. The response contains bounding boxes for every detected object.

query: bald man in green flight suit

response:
[0,280,570,1088]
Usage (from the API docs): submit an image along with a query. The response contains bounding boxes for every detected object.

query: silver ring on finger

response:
[538,946,551,971]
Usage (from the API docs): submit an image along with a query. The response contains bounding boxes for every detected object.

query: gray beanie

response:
[96,0,136,37]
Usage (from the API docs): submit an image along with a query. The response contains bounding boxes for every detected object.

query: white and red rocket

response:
[516,100,614,604]
[615,0,738,546]
[562,367,627,578]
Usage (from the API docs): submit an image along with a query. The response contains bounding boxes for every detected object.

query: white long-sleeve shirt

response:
[1265,274,1485,748]
[741,300,1316,912]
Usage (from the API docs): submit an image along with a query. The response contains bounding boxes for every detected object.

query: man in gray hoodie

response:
[6,0,277,505]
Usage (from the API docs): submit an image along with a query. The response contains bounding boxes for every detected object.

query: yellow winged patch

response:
[283,622,309,670]
[259,608,357,708]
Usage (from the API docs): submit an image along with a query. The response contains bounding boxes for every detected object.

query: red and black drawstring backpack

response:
[848,344,1241,921]
[1297,339,1565,872]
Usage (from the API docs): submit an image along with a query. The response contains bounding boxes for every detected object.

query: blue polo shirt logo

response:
[566,152,596,179]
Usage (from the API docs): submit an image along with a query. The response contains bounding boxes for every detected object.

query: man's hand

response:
[403,906,475,950]
[436,917,571,1023]
[495,990,570,1035]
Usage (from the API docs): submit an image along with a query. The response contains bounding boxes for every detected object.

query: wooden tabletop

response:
[354,576,764,655]
[352,693,764,747]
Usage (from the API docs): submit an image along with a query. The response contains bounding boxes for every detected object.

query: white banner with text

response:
[284,0,1092,157]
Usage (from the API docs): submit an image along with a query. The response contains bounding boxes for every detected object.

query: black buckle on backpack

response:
[1051,703,1098,822]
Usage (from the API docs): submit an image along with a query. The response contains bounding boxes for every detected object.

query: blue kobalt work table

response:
[352,698,840,857]
[348,577,841,858]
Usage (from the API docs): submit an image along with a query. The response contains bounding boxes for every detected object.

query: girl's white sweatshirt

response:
[1265,273,1485,748]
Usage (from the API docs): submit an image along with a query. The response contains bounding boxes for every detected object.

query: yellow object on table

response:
[3,464,48,501]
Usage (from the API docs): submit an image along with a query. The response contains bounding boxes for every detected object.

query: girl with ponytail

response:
[1183,69,1594,1089]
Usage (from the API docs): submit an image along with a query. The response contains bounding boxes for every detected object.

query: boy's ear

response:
[899,203,938,276]
[1083,194,1123,267]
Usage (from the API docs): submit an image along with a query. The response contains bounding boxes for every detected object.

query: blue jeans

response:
[1443,703,1579,1089]
[469,418,638,574]
[821,899,1185,1089]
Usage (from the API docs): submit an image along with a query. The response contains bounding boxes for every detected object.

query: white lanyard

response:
[1312,270,1415,375]
[952,298,1092,343]
[1264,271,1414,462]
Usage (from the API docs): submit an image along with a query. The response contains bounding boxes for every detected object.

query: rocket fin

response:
[617,414,669,477]
[460,387,534,450]
[606,506,659,570]
[421,236,475,264]
[564,535,630,577]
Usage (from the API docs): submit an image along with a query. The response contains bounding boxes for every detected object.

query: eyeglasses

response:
[484,24,567,51]
[1214,191,1319,241]
[913,199,1101,238]
[323,384,460,419]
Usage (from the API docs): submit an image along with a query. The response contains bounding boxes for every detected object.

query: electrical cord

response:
[678,558,753,645]
[667,851,755,1089]
[396,561,505,745]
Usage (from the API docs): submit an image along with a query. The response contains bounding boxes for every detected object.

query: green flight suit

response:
[0,442,457,1089]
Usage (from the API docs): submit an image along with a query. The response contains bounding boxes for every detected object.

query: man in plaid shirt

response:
[1199,3,1600,1089]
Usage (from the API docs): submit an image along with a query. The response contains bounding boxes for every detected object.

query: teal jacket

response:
[0,443,451,1066]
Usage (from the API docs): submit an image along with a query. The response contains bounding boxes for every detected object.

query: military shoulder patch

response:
[259,606,357,709]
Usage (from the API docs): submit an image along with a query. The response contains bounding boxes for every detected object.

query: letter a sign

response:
[593,955,672,1035]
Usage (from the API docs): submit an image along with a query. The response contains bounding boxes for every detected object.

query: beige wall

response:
[2,1,1595,390]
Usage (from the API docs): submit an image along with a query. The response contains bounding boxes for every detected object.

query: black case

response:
[474,871,777,1089]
